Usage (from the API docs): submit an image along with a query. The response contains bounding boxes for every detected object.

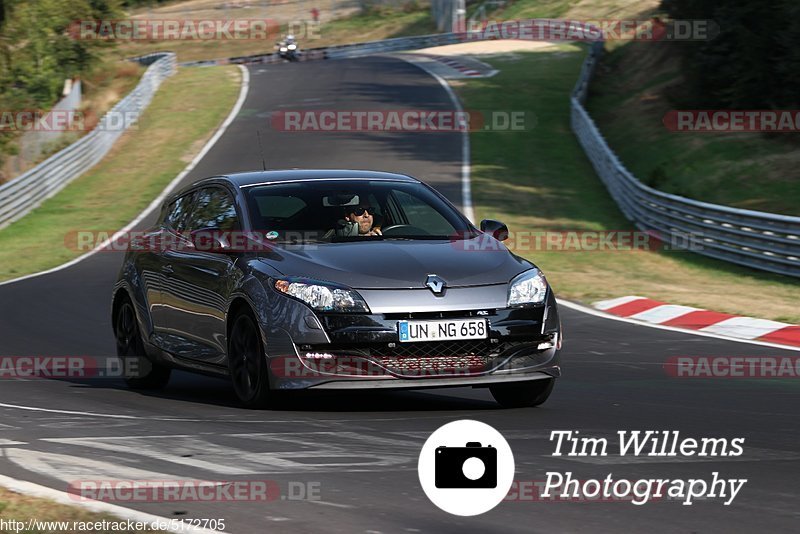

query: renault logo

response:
[425,275,446,295]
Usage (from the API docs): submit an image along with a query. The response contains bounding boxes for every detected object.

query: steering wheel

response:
[379,224,429,236]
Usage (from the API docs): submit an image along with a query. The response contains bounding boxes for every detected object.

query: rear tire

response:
[114,295,171,390]
[490,378,554,408]
[227,310,271,408]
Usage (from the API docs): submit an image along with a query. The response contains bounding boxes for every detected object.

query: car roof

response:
[165,169,421,205]
[222,169,418,188]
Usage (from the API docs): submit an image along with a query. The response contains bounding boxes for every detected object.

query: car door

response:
[145,191,196,348]
[159,186,241,364]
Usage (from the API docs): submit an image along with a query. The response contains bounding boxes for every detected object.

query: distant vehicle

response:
[112,170,562,408]
[276,35,300,61]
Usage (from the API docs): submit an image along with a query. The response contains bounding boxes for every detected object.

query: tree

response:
[660,0,798,108]
[0,0,121,169]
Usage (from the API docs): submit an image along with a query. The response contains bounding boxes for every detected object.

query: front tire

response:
[490,378,554,408]
[227,311,271,408]
[114,295,171,390]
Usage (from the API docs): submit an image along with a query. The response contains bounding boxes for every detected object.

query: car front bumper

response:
[266,290,562,390]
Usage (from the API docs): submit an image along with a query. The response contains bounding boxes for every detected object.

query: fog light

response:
[303,352,334,359]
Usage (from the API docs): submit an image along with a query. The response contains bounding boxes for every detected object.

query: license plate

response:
[397,319,488,343]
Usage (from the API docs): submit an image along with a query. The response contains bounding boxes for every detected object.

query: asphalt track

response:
[0,56,798,533]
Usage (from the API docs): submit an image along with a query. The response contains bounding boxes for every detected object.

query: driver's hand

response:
[371,228,382,236]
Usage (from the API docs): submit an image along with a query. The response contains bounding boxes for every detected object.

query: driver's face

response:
[348,208,374,234]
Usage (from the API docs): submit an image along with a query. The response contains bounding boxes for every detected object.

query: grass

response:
[455,44,800,323]
[110,2,436,63]
[489,0,660,21]
[0,65,241,282]
[586,40,800,215]
[0,487,158,533]
[311,3,437,48]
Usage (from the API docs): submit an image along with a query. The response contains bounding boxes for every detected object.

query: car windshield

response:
[244,179,475,243]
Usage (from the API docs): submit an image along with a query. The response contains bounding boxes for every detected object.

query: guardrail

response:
[182,32,465,67]
[0,52,177,230]
[571,42,800,278]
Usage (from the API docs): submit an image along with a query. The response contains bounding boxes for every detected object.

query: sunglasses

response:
[351,206,375,216]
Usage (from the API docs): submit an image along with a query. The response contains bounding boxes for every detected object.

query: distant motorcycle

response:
[276,40,300,62]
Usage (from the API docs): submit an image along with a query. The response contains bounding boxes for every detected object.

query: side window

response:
[391,189,452,234]
[185,187,240,232]
[164,192,195,233]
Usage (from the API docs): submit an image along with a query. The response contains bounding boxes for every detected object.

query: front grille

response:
[374,354,487,375]
[301,340,536,378]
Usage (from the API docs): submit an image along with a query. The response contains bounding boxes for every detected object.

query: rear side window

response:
[164,192,195,232]
[185,187,240,231]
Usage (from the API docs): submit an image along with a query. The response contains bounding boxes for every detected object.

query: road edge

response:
[0,64,251,289]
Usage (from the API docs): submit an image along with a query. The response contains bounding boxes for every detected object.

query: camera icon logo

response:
[435,442,497,489]
[418,420,514,516]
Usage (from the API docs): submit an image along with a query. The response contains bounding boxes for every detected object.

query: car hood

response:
[257,238,533,289]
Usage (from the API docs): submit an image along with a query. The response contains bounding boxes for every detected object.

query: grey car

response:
[112,170,562,408]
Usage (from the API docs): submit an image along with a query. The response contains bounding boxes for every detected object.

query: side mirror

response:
[480,219,509,241]
[190,228,234,253]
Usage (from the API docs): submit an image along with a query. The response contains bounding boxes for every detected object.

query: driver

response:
[334,204,382,237]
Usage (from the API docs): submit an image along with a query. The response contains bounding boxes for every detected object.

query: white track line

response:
[394,55,474,223]
[0,473,227,534]
[0,402,138,419]
[0,65,250,288]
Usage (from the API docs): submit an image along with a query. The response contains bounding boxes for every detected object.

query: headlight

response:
[280,47,288,52]
[274,278,370,313]
[287,44,297,50]
[507,269,547,307]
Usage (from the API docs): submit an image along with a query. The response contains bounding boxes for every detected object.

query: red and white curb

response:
[425,55,483,76]
[594,296,800,348]
[412,53,498,78]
